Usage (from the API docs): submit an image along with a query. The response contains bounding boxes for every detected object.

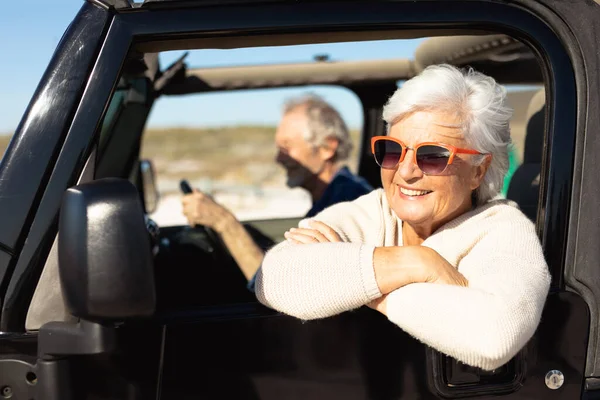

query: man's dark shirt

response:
[305,166,373,218]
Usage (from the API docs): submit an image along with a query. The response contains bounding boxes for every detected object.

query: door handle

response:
[427,348,525,397]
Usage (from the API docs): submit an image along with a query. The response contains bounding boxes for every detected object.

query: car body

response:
[0,0,599,398]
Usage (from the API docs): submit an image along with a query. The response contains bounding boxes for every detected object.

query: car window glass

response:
[502,84,544,195]
[99,89,127,151]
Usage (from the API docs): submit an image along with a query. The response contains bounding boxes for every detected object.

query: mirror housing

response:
[140,159,160,214]
[58,178,156,321]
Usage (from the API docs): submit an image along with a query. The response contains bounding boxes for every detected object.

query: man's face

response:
[274,108,327,188]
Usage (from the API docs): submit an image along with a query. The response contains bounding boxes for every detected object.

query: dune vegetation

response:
[0,135,12,158]
[140,125,361,189]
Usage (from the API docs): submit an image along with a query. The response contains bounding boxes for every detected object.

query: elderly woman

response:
[254,64,551,372]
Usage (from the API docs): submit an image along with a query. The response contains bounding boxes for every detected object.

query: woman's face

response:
[382,110,489,234]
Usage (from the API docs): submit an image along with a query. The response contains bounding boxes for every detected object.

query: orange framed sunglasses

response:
[370,136,490,175]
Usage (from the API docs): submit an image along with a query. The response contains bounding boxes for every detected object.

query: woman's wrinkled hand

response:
[283,220,342,244]
[368,247,467,316]
[373,246,468,295]
[181,189,233,233]
[417,246,469,287]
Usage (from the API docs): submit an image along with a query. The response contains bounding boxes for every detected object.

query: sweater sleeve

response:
[254,190,385,319]
[383,216,551,371]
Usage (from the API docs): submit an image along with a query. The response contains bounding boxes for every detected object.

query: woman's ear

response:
[318,137,339,162]
[470,155,492,190]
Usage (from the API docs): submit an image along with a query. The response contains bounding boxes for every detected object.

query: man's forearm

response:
[215,215,265,281]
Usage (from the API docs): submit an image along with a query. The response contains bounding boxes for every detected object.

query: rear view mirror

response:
[140,159,160,214]
[58,178,156,321]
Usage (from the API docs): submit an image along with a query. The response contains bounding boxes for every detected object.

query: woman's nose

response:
[396,149,423,180]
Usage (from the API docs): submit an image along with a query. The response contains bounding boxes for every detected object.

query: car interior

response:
[24,31,546,329]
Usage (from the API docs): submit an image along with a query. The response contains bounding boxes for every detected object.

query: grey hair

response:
[284,94,353,162]
[382,64,513,205]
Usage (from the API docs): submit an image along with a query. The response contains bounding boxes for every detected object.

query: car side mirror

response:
[140,159,160,214]
[58,178,156,321]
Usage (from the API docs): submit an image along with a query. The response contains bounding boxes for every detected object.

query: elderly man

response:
[182,94,372,281]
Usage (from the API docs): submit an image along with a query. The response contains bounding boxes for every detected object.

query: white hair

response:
[284,94,353,162]
[382,64,513,205]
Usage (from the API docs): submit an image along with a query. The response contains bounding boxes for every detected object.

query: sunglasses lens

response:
[374,139,403,169]
[416,145,451,174]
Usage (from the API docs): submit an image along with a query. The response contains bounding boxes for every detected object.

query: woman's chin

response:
[392,199,434,225]
[397,213,432,226]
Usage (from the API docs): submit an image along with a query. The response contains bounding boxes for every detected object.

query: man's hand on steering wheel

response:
[181,189,235,234]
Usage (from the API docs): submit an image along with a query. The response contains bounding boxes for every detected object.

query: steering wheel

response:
[148,180,253,309]
[143,179,225,258]
[178,179,224,248]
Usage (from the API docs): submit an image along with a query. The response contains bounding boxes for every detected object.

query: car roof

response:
[151,33,540,95]
[96,0,344,10]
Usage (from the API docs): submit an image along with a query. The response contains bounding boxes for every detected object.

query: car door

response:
[126,2,589,399]
[1,0,599,399]
[103,2,588,399]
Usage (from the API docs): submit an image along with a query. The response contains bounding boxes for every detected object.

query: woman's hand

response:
[373,246,468,294]
[283,220,342,244]
[369,247,467,315]
[415,246,469,287]
[181,189,234,233]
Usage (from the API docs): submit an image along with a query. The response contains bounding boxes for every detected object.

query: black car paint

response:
[0,3,113,330]
[156,291,589,399]
[0,5,110,252]
[0,0,597,398]
[0,5,131,332]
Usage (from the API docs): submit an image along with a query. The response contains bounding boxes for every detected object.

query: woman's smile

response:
[397,185,433,200]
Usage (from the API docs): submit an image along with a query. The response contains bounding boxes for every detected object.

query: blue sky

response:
[0,1,428,133]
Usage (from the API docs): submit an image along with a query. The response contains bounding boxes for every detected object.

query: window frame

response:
[1,0,581,354]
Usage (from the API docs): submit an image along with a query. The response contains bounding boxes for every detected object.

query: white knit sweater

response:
[255,189,551,371]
